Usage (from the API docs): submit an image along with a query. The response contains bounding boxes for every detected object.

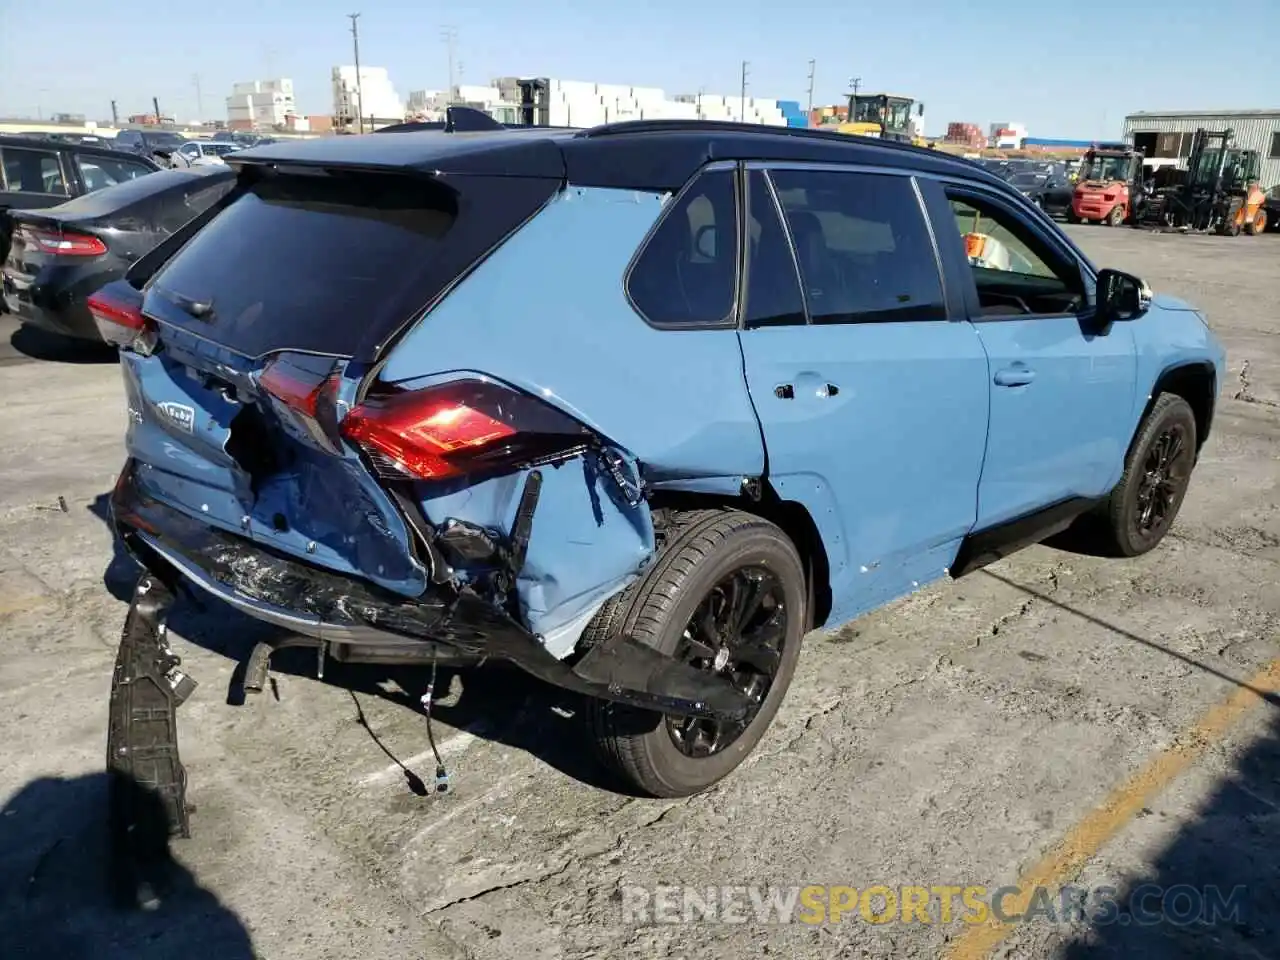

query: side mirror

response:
[1096,268,1151,325]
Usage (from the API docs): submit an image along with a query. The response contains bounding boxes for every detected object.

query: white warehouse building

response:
[225,79,296,129]
[332,66,405,126]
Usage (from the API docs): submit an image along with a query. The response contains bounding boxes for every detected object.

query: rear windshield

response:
[145,169,559,360]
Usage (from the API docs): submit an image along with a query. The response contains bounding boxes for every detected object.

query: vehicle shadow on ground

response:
[1055,706,1279,958]
[88,494,637,796]
[8,325,118,364]
[984,568,1280,956]
[0,772,256,959]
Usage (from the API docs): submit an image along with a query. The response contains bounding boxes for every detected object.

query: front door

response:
[736,167,990,626]
[926,181,1137,530]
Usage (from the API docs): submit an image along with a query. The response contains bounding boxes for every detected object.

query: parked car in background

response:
[172,140,242,167]
[1,135,161,303]
[112,129,190,166]
[2,167,233,340]
[1007,169,1075,218]
[98,122,1224,815]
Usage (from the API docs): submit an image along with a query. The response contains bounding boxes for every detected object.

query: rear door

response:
[923,178,1136,529]
[736,165,990,625]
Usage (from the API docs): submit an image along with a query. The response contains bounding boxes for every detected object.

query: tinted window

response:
[144,169,558,360]
[743,170,805,328]
[770,170,944,324]
[145,133,187,149]
[75,154,155,194]
[946,191,1084,316]
[1,147,67,195]
[627,169,738,327]
[115,131,140,145]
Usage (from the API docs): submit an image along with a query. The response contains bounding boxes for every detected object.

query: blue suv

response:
[94,121,1226,818]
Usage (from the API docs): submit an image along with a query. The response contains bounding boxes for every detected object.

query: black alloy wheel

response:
[666,565,788,758]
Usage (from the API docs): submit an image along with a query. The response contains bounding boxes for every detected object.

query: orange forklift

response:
[1069,145,1144,226]
[1134,128,1268,235]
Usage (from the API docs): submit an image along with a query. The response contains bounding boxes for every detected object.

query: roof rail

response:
[577,118,863,144]
[573,119,946,157]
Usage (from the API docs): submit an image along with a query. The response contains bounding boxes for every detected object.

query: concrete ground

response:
[1,227,1278,960]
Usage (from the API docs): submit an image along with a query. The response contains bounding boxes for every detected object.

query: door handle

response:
[817,382,839,398]
[774,384,795,400]
[993,365,1036,387]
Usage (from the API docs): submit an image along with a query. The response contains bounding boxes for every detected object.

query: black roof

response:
[225,120,1007,193]
[0,134,162,169]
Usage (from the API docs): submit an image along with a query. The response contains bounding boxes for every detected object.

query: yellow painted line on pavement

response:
[946,656,1280,960]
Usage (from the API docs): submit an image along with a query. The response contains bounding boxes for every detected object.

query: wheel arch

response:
[646,484,833,631]
[1131,361,1217,459]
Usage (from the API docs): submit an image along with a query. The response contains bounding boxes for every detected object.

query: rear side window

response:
[769,169,944,324]
[1,147,67,196]
[627,169,738,328]
[75,155,154,194]
[145,170,559,360]
[743,170,806,328]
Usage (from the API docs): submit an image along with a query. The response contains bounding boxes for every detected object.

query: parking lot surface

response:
[1,227,1278,960]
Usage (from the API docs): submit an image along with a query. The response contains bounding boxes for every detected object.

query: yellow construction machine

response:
[836,92,928,145]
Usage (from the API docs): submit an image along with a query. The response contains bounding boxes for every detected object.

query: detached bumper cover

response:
[111,461,750,721]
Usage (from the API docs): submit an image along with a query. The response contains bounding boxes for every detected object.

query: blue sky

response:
[1,0,1275,138]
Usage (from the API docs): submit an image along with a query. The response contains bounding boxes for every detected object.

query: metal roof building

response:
[1123,109,1280,187]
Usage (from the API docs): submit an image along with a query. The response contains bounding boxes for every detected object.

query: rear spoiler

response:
[375,105,578,134]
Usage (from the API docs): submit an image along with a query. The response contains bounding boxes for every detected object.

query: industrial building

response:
[1123,109,1280,188]
[225,79,296,130]
[332,66,405,128]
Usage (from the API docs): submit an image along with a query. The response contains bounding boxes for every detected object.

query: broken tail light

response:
[23,226,108,257]
[342,378,593,481]
[257,353,345,454]
[87,281,156,354]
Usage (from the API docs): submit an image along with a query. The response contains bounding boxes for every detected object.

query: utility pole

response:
[110,100,119,126]
[849,76,862,97]
[348,13,365,133]
[442,26,458,105]
[192,74,203,121]
[740,61,749,122]
[153,96,162,124]
[806,59,816,117]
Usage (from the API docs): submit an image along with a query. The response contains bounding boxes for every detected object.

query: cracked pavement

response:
[1,228,1278,959]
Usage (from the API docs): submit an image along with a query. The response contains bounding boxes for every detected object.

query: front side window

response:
[946,191,1085,317]
[627,169,739,328]
[769,169,945,324]
[0,147,67,195]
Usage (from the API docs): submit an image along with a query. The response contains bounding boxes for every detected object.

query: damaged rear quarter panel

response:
[413,443,654,657]
[378,184,765,652]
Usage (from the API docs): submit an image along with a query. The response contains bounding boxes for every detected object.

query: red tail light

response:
[342,378,591,481]
[258,353,344,454]
[24,226,107,257]
[87,282,156,353]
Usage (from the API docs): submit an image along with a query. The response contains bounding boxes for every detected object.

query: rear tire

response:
[1091,394,1198,558]
[586,510,807,798]
[1107,204,1125,227]
[1246,209,1265,235]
